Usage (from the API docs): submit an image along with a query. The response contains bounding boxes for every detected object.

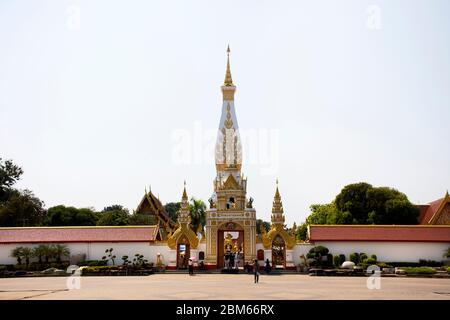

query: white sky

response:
[1,0,449,226]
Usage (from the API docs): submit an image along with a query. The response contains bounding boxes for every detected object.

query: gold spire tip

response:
[224,45,233,86]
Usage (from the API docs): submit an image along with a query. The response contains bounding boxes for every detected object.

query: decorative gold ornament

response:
[224,103,233,129]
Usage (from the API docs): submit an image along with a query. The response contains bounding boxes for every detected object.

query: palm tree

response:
[11,247,24,265]
[189,197,206,233]
[53,244,70,263]
[445,247,450,259]
[21,247,33,267]
[33,245,47,264]
[41,244,55,264]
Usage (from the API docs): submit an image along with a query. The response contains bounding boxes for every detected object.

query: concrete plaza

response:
[0,274,449,300]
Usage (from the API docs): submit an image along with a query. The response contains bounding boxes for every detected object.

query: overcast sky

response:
[1,0,449,225]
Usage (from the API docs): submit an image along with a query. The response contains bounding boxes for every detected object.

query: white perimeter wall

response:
[1,241,448,265]
[312,241,450,263]
[0,242,172,266]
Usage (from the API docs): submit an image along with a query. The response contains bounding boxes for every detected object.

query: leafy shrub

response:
[102,248,116,265]
[82,266,120,273]
[371,254,377,261]
[349,253,359,264]
[339,254,346,265]
[122,255,131,266]
[418,260,442,267]
[399,267,436,275]
[333,255,341,267]
[363,257,377,265]
[306,252,315,259]
[309,246,329,255]
[0,265,15,271]
[307,246,331,268]
[387,261,443,268]
[78,260,107,267]
[359,253,368,262]
[446,267,450,273]
[377,262,393,268]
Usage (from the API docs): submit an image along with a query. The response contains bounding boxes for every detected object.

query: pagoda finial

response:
[224,45,233,86]
[182,181,188,201]
[446,190,449,198]
[275,178,280,199]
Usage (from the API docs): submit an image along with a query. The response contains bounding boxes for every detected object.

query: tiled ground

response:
[0,274,449,300]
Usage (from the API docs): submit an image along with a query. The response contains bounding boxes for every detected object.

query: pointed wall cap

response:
[224,45,233,86]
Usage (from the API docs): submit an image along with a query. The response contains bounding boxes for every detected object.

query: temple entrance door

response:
[176,236,190,269]
[272,235,286,268]
[217,223,244,269]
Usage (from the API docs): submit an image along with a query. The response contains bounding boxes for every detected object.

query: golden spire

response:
[224,45,233,86]
[272,179,284,216]
[182,180,188,201]
[274,178,280,200]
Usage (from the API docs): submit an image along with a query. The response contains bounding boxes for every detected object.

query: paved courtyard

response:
[0,274,449,300]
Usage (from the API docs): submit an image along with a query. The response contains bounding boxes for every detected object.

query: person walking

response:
[188,258,194,276]
[264,258,271,274]
[253,259,259,283]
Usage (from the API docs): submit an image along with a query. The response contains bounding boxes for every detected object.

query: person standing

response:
[264,259,271,274]
[188,258,194,276]
[253,259,259,283]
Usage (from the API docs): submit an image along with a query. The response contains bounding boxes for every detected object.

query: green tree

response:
[128,212,157,225]
[0,189,46,227]
[33,245,47,264]
[0,158,24,202]
[97,205,129,226]
[164,202,180,222]
[256,219,270,234]
[304,182,419,226]
[42,244,55,264]
[45,205,98,226]
[189,197,206,233]
[21,247,33,267]
[11,246,24,265]
[53,244,70,263]
[306,203,340,224]
[335,182,372,223]
[296,223,308,241]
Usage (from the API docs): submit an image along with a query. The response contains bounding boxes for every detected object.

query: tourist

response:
[188,258,194,275]
[234,250,240,269]
[253,259,259,283]
[229,252,235,270]
[264,259,271,274]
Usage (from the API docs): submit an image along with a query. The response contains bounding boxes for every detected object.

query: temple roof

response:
[0,226,161,244]
[136,189,176,229]
[417,191,450,224]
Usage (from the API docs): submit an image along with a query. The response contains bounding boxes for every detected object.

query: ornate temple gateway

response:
[204,46,257,268]
[164,47,295,269]
[0,48,448,269]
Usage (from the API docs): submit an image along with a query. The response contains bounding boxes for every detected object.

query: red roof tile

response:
[418,198,445,224]
[309,225,450,242]
[0,226,160,244]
